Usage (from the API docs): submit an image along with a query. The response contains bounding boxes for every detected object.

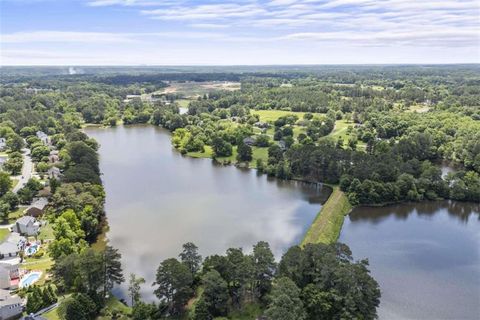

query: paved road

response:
[12,148,33,193]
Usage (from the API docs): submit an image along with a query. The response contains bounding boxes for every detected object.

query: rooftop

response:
[16,216,36,226]
[30,198,48,210]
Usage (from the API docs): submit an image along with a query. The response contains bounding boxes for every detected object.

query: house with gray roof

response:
[47,167,61,179]
[0,243,18,261]
[35,131,50,146]
[12,216,40,236]
[243,136,256,146]
[0,233,26,263]
[25,198,48,218]
[0,289,23,320]
[0,263,20,290]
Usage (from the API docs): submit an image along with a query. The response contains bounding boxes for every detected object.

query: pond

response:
[85,125,330,300]
[339,201,480,320]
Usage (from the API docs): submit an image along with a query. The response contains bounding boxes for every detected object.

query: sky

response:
[0,0,479,65]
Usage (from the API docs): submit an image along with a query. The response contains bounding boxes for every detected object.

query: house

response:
[0,157,7,169]
[0,138,6,151]
[25,198,48,218]
[48,150,59,164]
[35,131,50,146]
[0,243,18,262]
[47,167,61,179]
[0,289,23,320]
[243,137,256,146]
[0,263,20,289]
[278,140,287,150]
[23,315,47,320]
[12,217,40,236]
[0,233,26,262]
[254,121,269,129]
[0,232,26,262]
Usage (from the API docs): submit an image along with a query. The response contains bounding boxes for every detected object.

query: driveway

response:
[12,148,33,193]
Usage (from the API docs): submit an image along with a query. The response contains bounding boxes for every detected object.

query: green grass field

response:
[97,296,132,320]
[10,178,19,191]
[301,187,352,245]
[252,109,309,122]
[176,99,191,108]
[5,206,25,224]
[39,223,55,241]
[0,228,10,242]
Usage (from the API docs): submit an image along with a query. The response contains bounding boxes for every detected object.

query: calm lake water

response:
[85,125,330,300]
[339,201,480,320]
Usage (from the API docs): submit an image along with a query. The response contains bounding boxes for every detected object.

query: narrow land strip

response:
[301,186,352,245]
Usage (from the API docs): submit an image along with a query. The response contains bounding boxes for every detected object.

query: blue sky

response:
[1,0,479,65]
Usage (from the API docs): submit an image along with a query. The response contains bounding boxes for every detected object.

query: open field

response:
[301,187,352,245]
[176,99,191,107]
[251,109,310,122]
[157,81,240,98]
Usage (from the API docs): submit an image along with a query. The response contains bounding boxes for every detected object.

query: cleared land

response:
[158,81,240,98]
[301,187,352,245]
[252,109,311,122]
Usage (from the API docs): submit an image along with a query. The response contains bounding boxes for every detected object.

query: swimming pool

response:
[25,244,39,256]
[20,272,42,288]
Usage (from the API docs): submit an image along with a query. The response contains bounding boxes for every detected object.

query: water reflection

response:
[350,201,480,224]
[340,201,480,320]
[85,125,330,301]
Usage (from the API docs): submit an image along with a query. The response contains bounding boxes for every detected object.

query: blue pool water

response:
[20,272,41,288]
[25,244,39,255]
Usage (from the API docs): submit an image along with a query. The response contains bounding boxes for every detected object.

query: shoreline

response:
[85,123,353,246]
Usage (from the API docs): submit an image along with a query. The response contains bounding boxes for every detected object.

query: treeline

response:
[129,241,380,320]
[279,140,479,205]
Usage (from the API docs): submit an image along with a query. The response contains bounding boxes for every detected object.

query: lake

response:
[85,125,330,300]
[339,201,480,320]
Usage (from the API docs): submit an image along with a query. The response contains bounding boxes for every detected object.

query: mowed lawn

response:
[327,119,351,140]
[0,228,10,242]
[251,109,311,122]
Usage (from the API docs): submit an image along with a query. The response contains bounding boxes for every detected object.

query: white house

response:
[0,289,23,320]
[12,217,40,236]
[0,138,6,151]
[35,131,50,146]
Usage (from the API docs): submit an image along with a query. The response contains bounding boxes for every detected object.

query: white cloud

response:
[1,31,136,43]
[2,0,479,64]
[0,30,228,44]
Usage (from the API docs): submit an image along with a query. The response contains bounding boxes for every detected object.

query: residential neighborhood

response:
[0,131,60,319]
